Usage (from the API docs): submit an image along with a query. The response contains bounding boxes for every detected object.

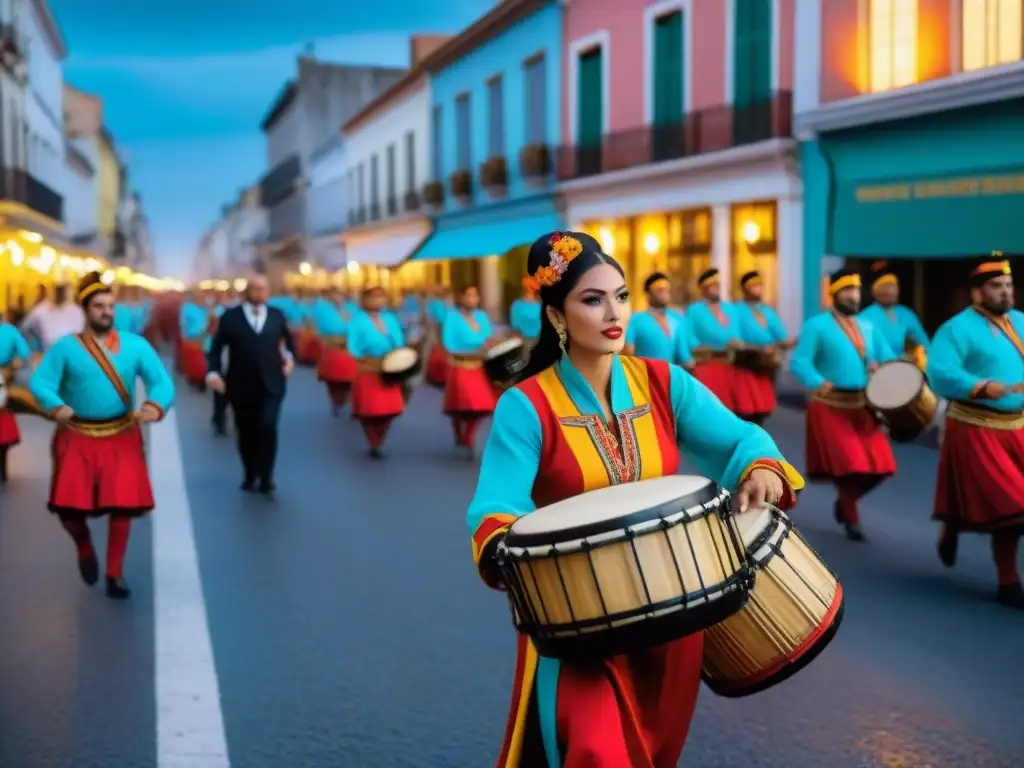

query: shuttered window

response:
[576,47,603,147]
[456,94,472,170]
[653,11,684,125]
[487,77,505,157]
[523,55,547,145]
[431,106,443,180]
[733,0,772,107]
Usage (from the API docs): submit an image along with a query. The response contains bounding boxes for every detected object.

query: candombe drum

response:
[380,347,421,386]
[866,359,939,443]
[495,475,753,660]
[701,505,844,697]
[483,337,526,389]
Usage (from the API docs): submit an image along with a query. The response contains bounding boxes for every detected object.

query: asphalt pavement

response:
[0,367,1021,768]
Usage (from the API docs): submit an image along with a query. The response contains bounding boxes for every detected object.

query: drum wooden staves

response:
[701,505,844,698]
[495,475,754,660]
[380,347,421,386]
[483,337,526,388]
[865,359,939,443]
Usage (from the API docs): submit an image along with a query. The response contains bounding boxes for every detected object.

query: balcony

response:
[369,201,381,221]
[259,154,301,208]
[518,144,551,179]
[449,169,472,199]
[404,189,421,212]
[0,169,64,222]
[556,92,792,182]
[422,181,444,208]
[386,195,398,217]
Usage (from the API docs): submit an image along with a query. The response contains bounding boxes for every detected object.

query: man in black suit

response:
[206,275,294,497]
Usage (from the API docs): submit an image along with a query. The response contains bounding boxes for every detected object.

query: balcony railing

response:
[386,195,398,217]
[404,189,421,212]
[369,201,381,221]
[556,91,792,182]
[0,168,64,222]
[259,154,301,208]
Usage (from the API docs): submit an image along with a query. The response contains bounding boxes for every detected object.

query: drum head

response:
[382,347,418,373]
[866,360,923,409]
[506,475,723,547]
[486,337,524,360]
[732,505,775,548]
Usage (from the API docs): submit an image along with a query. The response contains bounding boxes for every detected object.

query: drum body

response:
[484,338,526,387]
[0,371,6,409]
[865,359,938,442]
[701,506,843,697]
[380,347,421,386]
[496,476,753,660]
[734,347,780,374]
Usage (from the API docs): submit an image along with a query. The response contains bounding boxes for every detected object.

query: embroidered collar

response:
[90,329,120,354]
[555,354,634,416]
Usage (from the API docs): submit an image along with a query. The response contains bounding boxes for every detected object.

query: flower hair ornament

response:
[529,232,584,289]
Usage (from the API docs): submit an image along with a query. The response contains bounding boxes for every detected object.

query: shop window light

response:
[869,0,918,92]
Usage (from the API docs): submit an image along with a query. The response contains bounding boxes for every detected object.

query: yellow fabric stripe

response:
[504,640,539,767]
[620,357,663,479]
[740,460,806,492]
[872,274,898,289]
[470,513,518,566]
[829,274,860,294]
[536,367,608,491]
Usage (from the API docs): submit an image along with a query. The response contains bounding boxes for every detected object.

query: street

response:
[0,368,1021,768]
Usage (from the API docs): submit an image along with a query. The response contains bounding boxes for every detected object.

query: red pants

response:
[444,365,497,414]
[58,514,133,578]
[178,339,207,385]
[425,344,448,388]
[49,423,155,516]
[732,367,776,420]
[450,415,486,448]
[691,360,735,411]
[359,417,396,451]
[0,407,20,447]
[351,370,405,419]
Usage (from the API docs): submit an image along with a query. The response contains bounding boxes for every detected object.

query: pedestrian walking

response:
[205,275,294,498]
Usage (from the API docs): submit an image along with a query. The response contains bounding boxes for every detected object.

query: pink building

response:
[557,0,804,331]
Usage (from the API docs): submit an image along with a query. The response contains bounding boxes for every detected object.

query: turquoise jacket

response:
[346,312,404,359]
[442,308,492,354]
[626,308,688,364]
[790,311,897,391]
[859,303,929,355]
[509,299,542,339]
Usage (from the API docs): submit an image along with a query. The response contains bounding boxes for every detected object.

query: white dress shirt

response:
[243,302,266,333]
[21,301,85,351]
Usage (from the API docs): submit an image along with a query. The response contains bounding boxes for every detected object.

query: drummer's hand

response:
[815,381,833,396]
[867,362,879,373]
[53,405,74,425]
[682,360,695,372]
[135,403,161,424]
[282,354,295,377]
[735,468,785,513]
[727,339,744,350]
[984,381,1008,398]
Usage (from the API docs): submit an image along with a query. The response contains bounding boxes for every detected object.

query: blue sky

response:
[51,0,494,278]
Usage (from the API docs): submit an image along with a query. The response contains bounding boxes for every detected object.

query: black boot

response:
[938,529,958,568]
[78,556,99,586]
[844,523,867,542]
[0,446,8,484]
[106,576,131,600]
[996,582,1024,610]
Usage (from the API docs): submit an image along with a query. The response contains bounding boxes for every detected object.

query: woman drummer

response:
[466,231,805,767]
[441,285,496,457]
[347,286,406,458]
[509,276,542,348]
[312,290,357,416]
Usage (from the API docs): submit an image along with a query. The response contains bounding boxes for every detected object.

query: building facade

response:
[557,0,801,330]
[306,133,347,271]
[24,0,64,216]
[341,38,441,295]
[225,184,267,275]
[411,0,564,318]
[62,85,103,247]
[118,190,154,273]
[95,128,120,256]
[796,0,1024,331]
[257,56,407,287]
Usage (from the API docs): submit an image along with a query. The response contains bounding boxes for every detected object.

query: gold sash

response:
[946,401,1024,431]
[449,355,483,370]
[811,389,867,409]
[66,413,137,437]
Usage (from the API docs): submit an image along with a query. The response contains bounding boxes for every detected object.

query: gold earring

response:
[556,324,567,352]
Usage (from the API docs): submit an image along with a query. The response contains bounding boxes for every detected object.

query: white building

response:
[63,138,95,243]
[118,191,154,273]
[207,217,229,279]
[307,134,346,270]
[341,67,432,286]
[225,184,267,275]
[24,0,65,215]
[0,2,29,212]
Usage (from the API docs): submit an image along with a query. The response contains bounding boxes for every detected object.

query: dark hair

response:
[456,284,479,309]
[517,231,624,382]
[643,272,668,293]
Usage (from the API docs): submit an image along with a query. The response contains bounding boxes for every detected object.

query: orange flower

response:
[522,275,541,292]
[552,235,583,261]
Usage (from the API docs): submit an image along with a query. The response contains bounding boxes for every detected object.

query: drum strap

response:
[832,313,865,360]
[747,302,768,327]
[77,332,133,411]
[974,306,1024,360]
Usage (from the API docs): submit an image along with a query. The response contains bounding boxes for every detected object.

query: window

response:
[576,47,603,147]
[962,0,1022,71]
[431,106,443,180]
[730,201,778,305]
[732,0,771,107]
[455,94,472,170]
[405,131,416,191]
[653,11,685,124]
[523,54,547,145]
[369,154,379,204]
[487,76,505,157]
[357,164,365,208]
[386,144,396,199]
[868,0,918,92]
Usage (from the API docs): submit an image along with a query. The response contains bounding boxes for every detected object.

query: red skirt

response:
[732,367,777,418]
[805,400,896,480]
[296,330,323,365]
[179,339,207,384]
[351,370,405,419]
[934,417,1024,531]
[49,422,154,516]
[316,345,357,383]
[425,344,448,388]
[692,360,736,411]
[444,364,497,415]
[0,407,20,447]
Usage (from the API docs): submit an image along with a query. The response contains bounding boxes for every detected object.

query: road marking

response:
[149,407,231,767]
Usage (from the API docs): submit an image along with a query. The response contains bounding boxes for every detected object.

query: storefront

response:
[802,99,1024,332]
[340,216,432,302]
[561,144,803,330]
[406,195,563,320]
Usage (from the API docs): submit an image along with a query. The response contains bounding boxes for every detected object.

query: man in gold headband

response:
[685,267,741,409]
[624,272,694,367]
[29,271,174,599]
[790,268,898,540]
[858,261,929,370]
[928,257,1024,610]
[732,270,794,424]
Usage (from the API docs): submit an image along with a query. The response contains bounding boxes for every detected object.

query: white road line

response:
[149,406,231,767]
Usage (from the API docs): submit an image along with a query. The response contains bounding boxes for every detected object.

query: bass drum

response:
[380,347,421,386]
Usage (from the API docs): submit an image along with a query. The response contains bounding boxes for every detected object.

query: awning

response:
[825,100,1024,257]
[410,199,564,262]
[344,228,430,268]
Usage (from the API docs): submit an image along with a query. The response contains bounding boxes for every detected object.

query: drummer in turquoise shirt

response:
[178,297,206,341]
[625,272,692,367]
[442,286,496,454]
[732,270,790,348]
[113,302,138,334]
[858,261,930,370]
[509,279,542,342]
[0,321,31,370]
[684,268,741,408]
